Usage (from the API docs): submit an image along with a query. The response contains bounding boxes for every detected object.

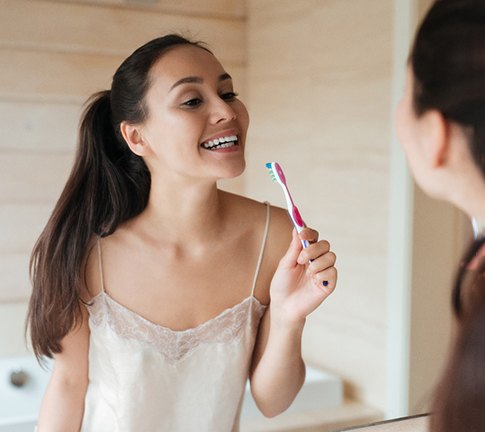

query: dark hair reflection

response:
[410,1,485,430]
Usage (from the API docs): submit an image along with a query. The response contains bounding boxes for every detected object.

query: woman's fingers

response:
[312,266,338,293]
[295,232,337,291]
[306,250,336,273]
[297,239,331,264]
[278,229,303,268]
[298,227,319,244]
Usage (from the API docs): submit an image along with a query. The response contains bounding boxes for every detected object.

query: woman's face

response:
[139,45,249,182]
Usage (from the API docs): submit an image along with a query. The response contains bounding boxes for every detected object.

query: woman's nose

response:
[210,99,237,124]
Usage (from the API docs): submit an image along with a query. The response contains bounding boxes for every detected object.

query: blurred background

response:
[0,0,470,431]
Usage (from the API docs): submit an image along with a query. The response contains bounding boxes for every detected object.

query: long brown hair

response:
[27,34,211,359]
[410,1,485,430]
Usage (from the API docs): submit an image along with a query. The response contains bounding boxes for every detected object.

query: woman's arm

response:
[249,306,306,417]
[250,222,337,417]
[36,306,90,432]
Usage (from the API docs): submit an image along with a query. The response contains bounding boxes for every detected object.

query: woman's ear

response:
[120,121,150,157]
[421,109,450,168]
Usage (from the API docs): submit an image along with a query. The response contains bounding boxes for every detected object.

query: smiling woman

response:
[26,34,337,432]
[123,43,249,182]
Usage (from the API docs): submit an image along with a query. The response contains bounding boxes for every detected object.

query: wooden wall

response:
[246,0,393,410]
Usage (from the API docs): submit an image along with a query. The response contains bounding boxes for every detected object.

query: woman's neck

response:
[137,175,228,246]
[447,172,485,235]
[438,133,485,228]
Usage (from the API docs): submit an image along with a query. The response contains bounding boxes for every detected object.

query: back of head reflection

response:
[396,1,485,431]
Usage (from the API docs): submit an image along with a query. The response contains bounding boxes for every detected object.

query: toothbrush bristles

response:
[265,162,279,182]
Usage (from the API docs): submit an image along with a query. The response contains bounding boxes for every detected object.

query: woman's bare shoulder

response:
[266,204,293,261]
[82,235,102,301]
[221,190,290,223]
[82,225,136,301]
[220,190,265,210]
[220,190,292,262]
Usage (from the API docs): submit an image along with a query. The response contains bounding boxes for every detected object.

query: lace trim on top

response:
[86,292,267,364]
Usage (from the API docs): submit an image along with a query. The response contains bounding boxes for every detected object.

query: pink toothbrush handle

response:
[292,206,305,229]
[290,206,310,248]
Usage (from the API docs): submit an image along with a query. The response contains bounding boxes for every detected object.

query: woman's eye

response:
[182,98,202,107]
[221,92,238,101]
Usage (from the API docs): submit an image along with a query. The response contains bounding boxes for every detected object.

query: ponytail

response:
[430,236,485,432]
[452,237,485,318]
[27,91,150,359]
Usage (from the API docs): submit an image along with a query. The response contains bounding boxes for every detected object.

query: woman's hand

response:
[269,227,337,325]
[249,226,335,416]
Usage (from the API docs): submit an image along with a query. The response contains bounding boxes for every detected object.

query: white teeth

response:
[202,135,238,149]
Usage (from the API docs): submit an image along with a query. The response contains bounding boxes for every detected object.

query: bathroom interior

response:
[0,0,470,431]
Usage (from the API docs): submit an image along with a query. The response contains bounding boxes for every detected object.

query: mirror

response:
[0,0,461,431]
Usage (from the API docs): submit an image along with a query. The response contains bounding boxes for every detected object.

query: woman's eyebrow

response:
[170,73,232,91]
[219,73,232,82]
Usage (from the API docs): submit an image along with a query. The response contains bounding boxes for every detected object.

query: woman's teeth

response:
[202,135,238,150]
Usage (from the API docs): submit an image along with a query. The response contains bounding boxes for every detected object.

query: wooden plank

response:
[0,204,52,253]
[0,101,81,152]
[52,0,246,19]
[0,48,245,102]
[0,152,73,204]
[0,48,118,102]
[0,0,245,65]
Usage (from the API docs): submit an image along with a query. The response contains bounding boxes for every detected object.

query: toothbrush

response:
[265,162,328,287]
[265,162,309,248]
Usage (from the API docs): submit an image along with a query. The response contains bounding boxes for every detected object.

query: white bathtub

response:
[0,356,342,430]
[0,355,52,432]
[241,365,343,420]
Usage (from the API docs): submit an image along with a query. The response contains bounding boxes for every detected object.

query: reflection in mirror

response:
[25,24,339,429]
[0,0,467,431]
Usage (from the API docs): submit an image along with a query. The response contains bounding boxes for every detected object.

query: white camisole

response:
[80,203,271,432]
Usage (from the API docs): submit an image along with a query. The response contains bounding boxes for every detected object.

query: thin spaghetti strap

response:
[250,202,271,297]
[96,237,106,294]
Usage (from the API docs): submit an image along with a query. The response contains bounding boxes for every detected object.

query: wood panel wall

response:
[246,0,393,411]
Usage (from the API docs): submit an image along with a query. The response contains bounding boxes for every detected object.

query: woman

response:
[28,34,337,431]
[396,0,485,430]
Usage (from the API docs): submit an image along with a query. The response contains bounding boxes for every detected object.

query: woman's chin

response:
[218,160,246,180]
